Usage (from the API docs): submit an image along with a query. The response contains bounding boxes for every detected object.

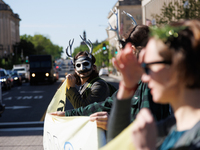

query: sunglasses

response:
[141,61,172,75]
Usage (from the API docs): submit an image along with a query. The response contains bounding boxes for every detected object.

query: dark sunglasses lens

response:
[76,64,81,68]
[83,62,89,66]
[142,63,149,74]
[145,67,149,74]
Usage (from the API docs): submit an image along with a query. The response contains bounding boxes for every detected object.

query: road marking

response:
[3,96,43,100]
[20,91,44,93]
[3,97,12,100]
[34,95,43,99]
[0,127,43,131]
[5,106,32,109]
[22,96,32,99]
[2,92,9,96]
[0,121,44,125]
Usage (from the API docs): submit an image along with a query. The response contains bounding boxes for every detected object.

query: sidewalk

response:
[0,129,43,150]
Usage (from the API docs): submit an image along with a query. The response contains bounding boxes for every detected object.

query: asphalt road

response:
[0,69,120,123]
[0,69,120,150]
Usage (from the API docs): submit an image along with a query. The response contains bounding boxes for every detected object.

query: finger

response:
[121,43,135,63]
[112,58,121,71]
[96,120,108,130]
[96,120,107,127]
[89,116,96,122]
[66,74,70,79]
[89,112,108,118]
[115,51,126,70]
[49,112,57,115]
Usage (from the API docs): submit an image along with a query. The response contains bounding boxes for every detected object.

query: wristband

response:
[119,81,138,92]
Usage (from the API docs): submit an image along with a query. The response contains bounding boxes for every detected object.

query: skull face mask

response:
[75,56,92,74]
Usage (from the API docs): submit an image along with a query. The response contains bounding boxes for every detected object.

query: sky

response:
[5,0,118,58]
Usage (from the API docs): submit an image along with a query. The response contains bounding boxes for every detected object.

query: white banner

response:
[43,79,106,150]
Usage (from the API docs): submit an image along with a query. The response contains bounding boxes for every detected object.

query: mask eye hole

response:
[76,64,81,68]
[83,62,89,66]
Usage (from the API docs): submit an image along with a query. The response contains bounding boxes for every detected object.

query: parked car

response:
[99,68,109,76]
[0,68,12,90]
[11,71,22,86]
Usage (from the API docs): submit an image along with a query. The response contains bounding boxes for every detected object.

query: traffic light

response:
[102,43,106,50]
[115,49,118,54]
[25,56,29,63]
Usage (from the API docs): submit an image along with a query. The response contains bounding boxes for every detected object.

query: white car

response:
[99,68,109,76]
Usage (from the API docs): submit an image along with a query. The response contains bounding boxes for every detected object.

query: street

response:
[0,68,120,149]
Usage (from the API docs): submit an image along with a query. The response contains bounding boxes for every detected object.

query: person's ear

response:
[138,49,145,64]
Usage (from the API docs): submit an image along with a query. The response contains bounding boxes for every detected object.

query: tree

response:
[72,41,110,70]
[152,0,200,26]
[19,34,63,59]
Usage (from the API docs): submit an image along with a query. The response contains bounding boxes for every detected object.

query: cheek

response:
[151,72,178,103]
[149,71,171,102]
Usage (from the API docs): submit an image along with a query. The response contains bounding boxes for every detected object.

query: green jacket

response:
[66,76,110,109]
[66,80,170,122]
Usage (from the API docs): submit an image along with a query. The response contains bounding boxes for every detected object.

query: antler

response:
[79,35,93,54]
[123,11,137,26]
[66,39,74,59]
[107,7,120,41]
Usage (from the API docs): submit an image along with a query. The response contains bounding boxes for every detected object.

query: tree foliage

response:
[152,0,200,26]
[19,34,63,59]
[92,41,110,69]
[71,41,110,70]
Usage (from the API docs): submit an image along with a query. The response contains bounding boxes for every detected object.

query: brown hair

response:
[159,20,200,88]
[120,25,149,58]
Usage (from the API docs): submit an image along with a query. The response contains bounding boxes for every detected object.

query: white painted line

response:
[20,91,44,93]
[5,106,32,109]
[0,127,43,132]
[2,92,9,96]
[0,121,44,125]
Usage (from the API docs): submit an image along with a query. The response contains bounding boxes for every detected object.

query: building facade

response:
[107,0,142,52]
[0,0,21,58]
[142,0,183,25]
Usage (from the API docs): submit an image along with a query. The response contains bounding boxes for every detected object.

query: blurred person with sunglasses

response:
[103,25,171,141]
[112,19,200,149]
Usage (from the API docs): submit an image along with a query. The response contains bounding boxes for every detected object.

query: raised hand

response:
[113,43,143,89]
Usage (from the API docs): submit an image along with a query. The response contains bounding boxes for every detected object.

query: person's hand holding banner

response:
[43,79,106,150]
